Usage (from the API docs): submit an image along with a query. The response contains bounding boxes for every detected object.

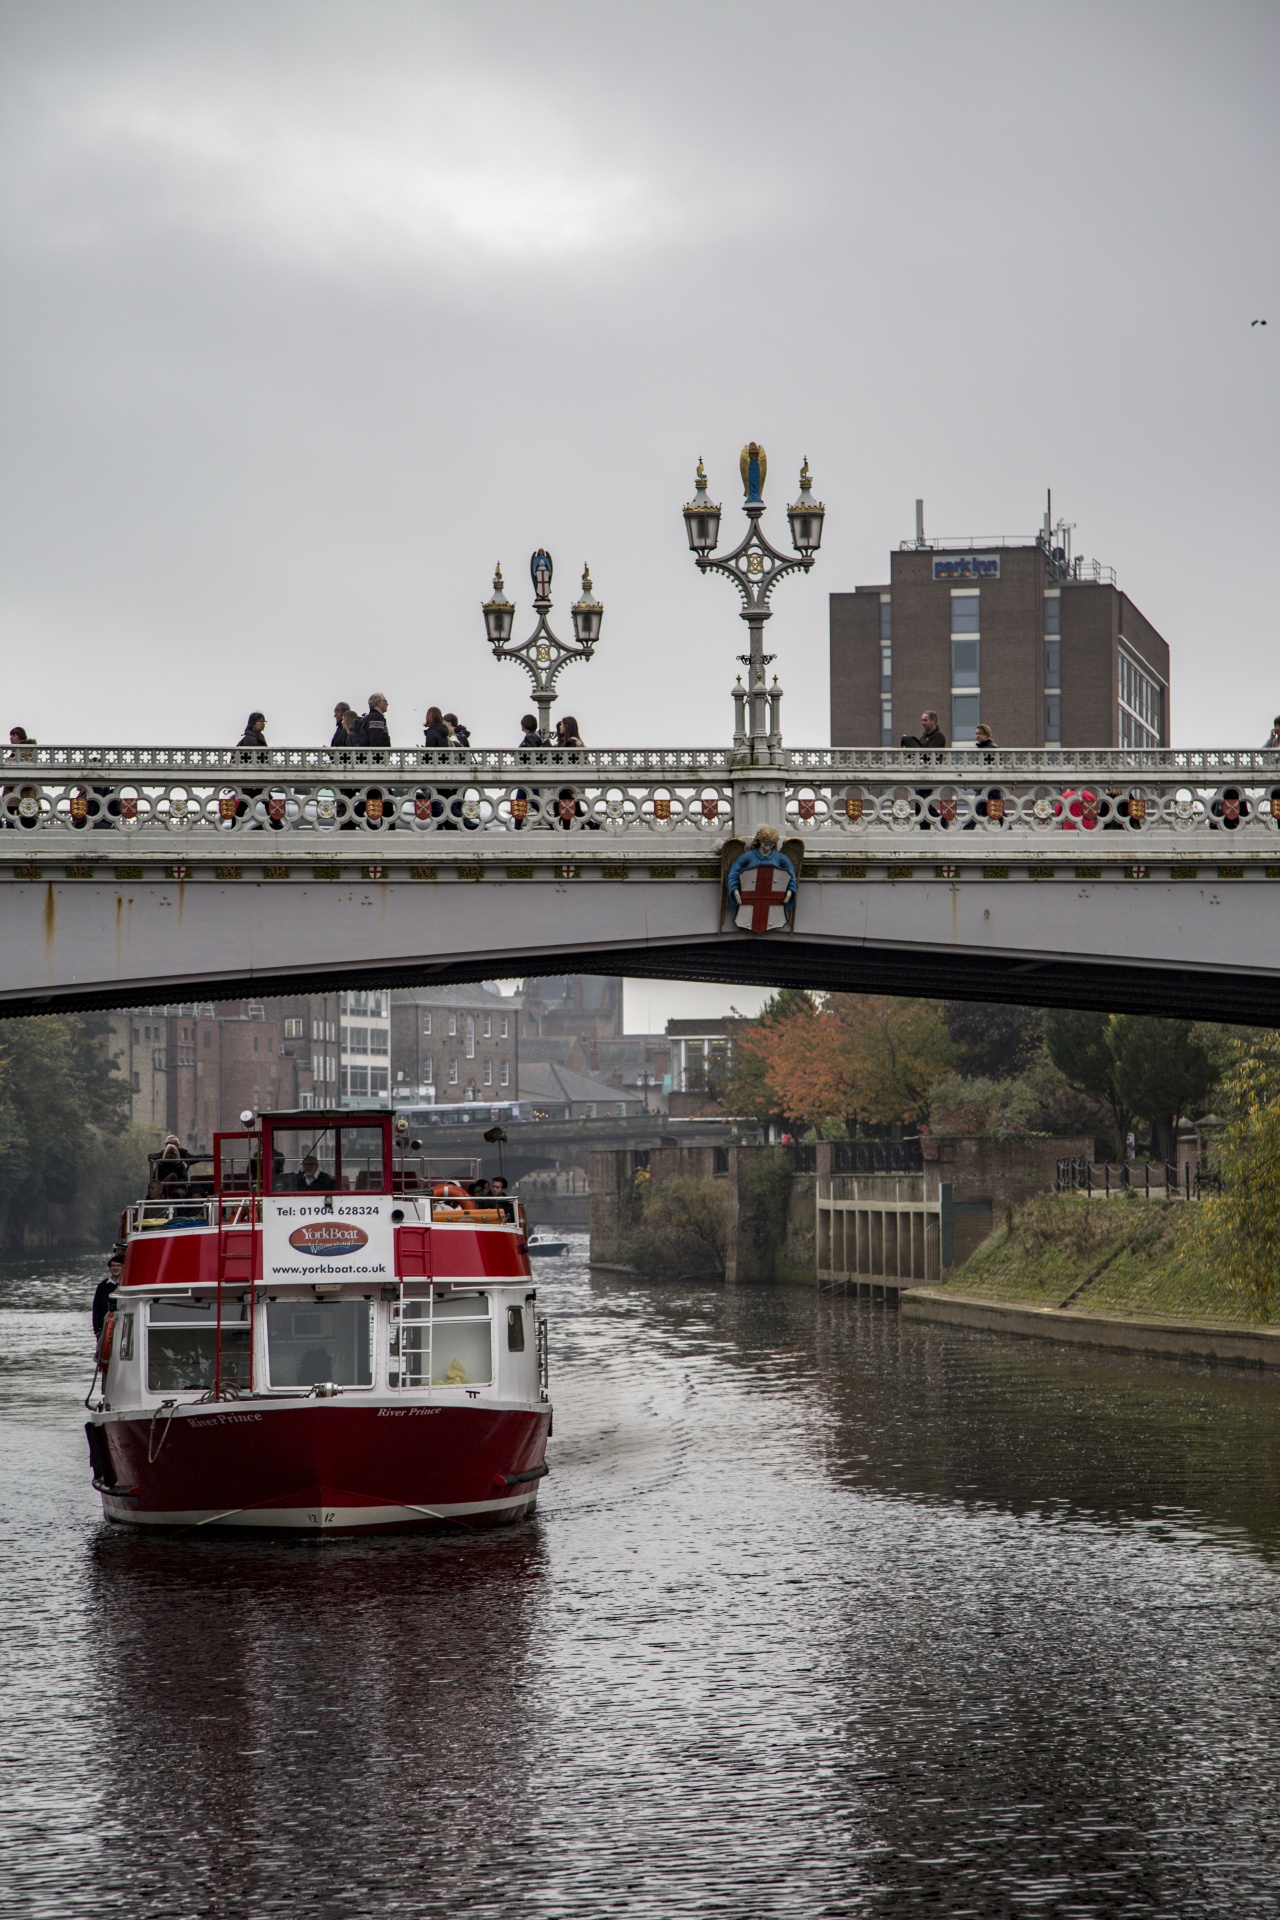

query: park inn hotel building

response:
[829,506,1170,750]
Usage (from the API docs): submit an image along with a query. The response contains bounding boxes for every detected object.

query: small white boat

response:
[527,1234,570,1258]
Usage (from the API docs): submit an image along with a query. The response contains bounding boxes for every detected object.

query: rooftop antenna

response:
[915,498,925,547]
[1043,489,1052,540]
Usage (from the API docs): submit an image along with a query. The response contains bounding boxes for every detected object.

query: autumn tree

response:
[744,993,955,1132]
[719,989,816,1125]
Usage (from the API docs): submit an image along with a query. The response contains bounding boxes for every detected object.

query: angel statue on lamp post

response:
[683,443,825,760]
[482,550,603,743]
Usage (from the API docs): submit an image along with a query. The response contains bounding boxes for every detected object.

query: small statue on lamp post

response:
[482,550,603,743]
[683,447,825,761]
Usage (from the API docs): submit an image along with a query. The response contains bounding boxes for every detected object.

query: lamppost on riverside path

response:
[482,550,604,741]
[683,444,825,760]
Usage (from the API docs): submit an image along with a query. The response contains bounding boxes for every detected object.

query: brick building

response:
[108,992,343,1149]
[830,504,1170,750]
[389,985,519,1106]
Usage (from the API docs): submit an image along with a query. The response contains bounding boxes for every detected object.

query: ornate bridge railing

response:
[1,747,1277,844]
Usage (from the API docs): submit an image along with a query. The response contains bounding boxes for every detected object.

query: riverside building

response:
[829,502,1170,749]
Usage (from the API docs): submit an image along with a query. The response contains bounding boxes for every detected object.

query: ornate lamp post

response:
[482,550,603,742]
[683,445,824,760]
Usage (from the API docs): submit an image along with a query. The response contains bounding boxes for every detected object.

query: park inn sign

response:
[932,554,1001,580]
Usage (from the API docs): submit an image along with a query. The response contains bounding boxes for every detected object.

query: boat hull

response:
[92,1401,550,1534]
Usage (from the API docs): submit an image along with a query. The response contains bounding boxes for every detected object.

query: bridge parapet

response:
[2,746,1277,857]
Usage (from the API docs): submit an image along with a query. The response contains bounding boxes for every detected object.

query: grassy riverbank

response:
[948,1193,1262,1326]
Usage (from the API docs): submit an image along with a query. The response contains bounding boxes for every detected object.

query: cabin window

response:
[394,1294,492,1387]
[118,1314,135,1361]
[147,1298,250,1393]
[266,1300,372,1388]
[506,1306,525,1352]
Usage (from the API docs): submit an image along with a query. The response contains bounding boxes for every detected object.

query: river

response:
[2,1245,1278,1918]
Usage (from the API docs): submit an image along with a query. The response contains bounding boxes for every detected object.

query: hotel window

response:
[500,1060,510,1088]
[1044,591,1063,745]
[879,595,892,745]
[339,1066,348,1094]
[483,1059,493,1087]
[1118,650,1163,749]
[465,1017,476,1059]
[422,1012,432,1035]
[369,1029,388,1055]
[423,1056,434,1083]
[1044,594,1062,636]
[346,1026,369,1054]
[448,1058,459,1085]
[483,1015,492,1039]
[950,591,980,743]
[369,1067,389,1096]
[500,1015,510,1040]
[351,990,368,1015]
[1044,695,1062,743]
[283,1018,304,1039]
[448,1014,458,1037]
[348,1065,369,1096]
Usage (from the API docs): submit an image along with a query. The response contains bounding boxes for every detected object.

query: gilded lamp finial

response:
[492,562,507,598]
[739,441,767,503]
[581,563,593,596]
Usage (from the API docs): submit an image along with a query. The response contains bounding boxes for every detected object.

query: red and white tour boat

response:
[85,1109,551,1533]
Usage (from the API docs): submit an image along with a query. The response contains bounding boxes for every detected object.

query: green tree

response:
[1196,1034,1280,1319]
[1043,1008,1130,1157]
[1108,1015,1216,1164]
[0,1014,138,1248]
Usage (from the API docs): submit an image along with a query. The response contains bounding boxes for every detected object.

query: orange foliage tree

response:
[741,994,955,1131]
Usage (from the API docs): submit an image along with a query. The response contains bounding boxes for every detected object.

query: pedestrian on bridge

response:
[331,702,355,747]
[354,696,391,749]
[237,714,267,748]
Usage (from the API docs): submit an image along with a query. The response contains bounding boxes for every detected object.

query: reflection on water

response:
[2,1247,1278,1917]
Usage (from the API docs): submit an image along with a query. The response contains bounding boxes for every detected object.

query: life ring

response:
[97,1311,116,1371]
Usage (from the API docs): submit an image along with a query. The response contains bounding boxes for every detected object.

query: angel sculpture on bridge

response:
[721,824,801,933]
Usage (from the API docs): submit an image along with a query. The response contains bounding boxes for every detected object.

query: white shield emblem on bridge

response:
[735,863,791,934]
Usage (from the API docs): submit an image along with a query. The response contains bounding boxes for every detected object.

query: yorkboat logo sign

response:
[288,1221,370,1258]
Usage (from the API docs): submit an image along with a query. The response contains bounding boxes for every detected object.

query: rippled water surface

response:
[2,1246,1278,1918]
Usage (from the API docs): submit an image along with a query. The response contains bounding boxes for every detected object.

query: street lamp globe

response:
[482,563,515,646]
[683,458,723,555]
[570,565,604,648]
[787,459,826,557]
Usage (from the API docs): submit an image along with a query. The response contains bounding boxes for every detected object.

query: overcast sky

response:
[2,1,1276,1028]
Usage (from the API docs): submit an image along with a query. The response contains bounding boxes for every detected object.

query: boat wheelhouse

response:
[85,1109,550,1533]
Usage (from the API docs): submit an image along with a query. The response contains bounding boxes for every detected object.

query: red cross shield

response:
[735,863,792,933]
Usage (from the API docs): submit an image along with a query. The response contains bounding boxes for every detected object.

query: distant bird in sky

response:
[1251,318,1267,326]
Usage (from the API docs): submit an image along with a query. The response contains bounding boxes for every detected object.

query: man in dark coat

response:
[92,1251,124,1337]
[354,696,390,748]
[900,709,947,749]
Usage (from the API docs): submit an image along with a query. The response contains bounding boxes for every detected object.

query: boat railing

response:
[125,1191,520,1233]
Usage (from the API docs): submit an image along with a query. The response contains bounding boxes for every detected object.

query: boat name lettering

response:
[189,1413,264,1428]
[376,1407,440,1418]
[288,1221,371,1256]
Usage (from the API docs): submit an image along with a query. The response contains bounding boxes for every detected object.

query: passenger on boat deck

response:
[92,1252,125,1337]
[491,1176,509,1195]
[290,1153,337,1192]
[470,1179,492,1197]
[155,1140,188,1191]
